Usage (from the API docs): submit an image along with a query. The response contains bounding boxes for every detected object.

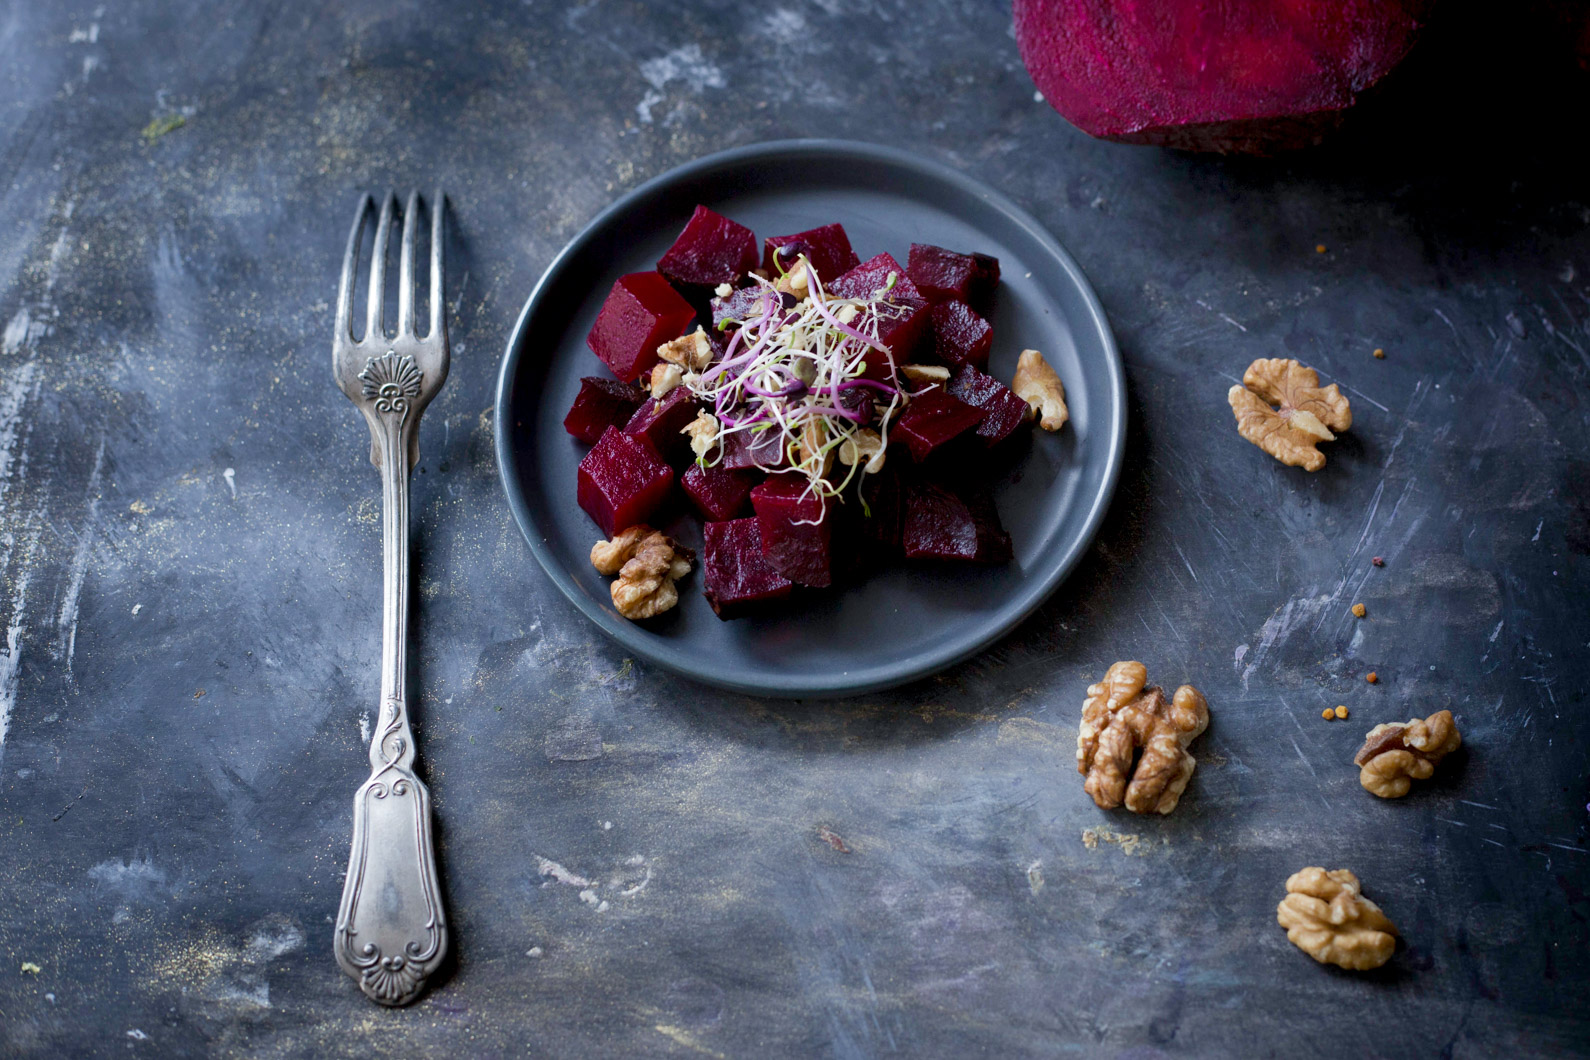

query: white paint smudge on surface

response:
[1237,593,1331,689]
[636,44,724,123]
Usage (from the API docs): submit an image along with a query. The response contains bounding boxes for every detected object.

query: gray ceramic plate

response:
[495,140,1124,697]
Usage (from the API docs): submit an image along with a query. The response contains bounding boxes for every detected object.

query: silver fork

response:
[330,190,450,1006]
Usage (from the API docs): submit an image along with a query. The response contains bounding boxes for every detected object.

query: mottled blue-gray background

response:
[1,1,1586,1056]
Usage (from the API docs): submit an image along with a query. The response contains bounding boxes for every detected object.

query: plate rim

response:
[493,138,1126,698]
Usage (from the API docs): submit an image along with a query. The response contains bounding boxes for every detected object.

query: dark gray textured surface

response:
[1,1,1586,1057]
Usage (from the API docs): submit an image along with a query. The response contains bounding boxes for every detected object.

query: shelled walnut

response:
[1228,357,1351,471]
[590,526,694,620]
[1353,710,1462,798]
[1276,867,1397,970]
[656,327,713,371]
[1076,661,1209,815]
[1013,349,1069,431]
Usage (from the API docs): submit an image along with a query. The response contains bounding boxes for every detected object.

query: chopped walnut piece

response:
[1013,349,1069,431]
[589,526,694,620]
[682,410,719,460]
[1228,358,1352,471]
[1076,661,1209,815]
[838,428,886,473]
[1277,867,1397,970]
[714,282,734,299]
[650,362,683,399]
[657,327,713,372]
[774,260,810,300]
[1353,710,1461,798]
[900,364,950,385]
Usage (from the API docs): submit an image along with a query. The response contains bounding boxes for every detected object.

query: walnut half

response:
[1076,661,1209,815]
[1277,867,1397,970]
[1228,358,1351,471]
[590,526,694,620]
[1353,710,1461,798]
[1013,349,1068,431]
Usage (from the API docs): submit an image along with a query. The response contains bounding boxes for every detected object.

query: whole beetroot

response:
[1014,0,1434,154]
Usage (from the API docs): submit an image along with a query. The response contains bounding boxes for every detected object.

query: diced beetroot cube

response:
[586,272,695,383]
[563,377,647,444]
[750,475,832,588]
[702,518,794,618]
[902,479,1012,565]
[577,427,674,537]
[720,424,789,471]
[829,253,931,361]
[893,388,986,462]
[681,463,758,521]
[761,223,861,285]
[657,205,758,289]
[907,244,1000,315]
[947,367,1030,448]
[930,301,993,368]
[858,466,904,555]
[623,387,702,466]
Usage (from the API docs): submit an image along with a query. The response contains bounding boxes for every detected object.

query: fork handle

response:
[333,402,447,1005]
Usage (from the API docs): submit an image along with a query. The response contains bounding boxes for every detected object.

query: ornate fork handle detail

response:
[331,192,450,1006]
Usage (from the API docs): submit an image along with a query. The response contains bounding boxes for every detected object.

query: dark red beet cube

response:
[577,427,674,537]
[829,253,931,360]
[947,367,1029,447]
[893,388,986,462]
[720,424,789,471]
[682,463,758,521]
[751,475,832,588]
[563,377,647,444]
[702,518,794,618]
[586,272,695,383]
[762,223,861,285]
[858,466,905,555]
[657,205,758,289]
[930,301,993,368]
[907,244,1000,315]
[623,387,702,466]
[902,479,1012,565]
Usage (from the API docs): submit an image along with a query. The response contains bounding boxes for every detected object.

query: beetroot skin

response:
[1013,0,1432,154]
[586,272,695,382]
[577,427,674,537]
[751,475,833,588]
[682,463,759,521]
[564,377,647,444]
[658,205,759,288]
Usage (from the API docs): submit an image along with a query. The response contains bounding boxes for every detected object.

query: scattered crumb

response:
[1322,709,1334,721]
[21,962,41,974]
[1335,706,1349,719]
[1372,557,1385,567]
[193,689,206,699]
[1315,244,1327,254]
[526,947,543,958]
[1373,348,1386,359]
[1352,603,1367,618]
[1026,860,1044,896]
[129,500,152,514]
[1081,827,1151,856]
[131,603,143,615]
[141,114,187,144]
[816,827,851,853]
[1366,672,1379,684]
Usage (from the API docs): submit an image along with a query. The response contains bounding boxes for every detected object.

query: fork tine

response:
[397,190,419,337]
[429,189,446,342]
[336,193,373,344]
[365,191,397,343]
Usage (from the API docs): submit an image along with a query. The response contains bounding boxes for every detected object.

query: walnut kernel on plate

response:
[1228,357,1351,471]
[590,526,694,620]
[1277,867,1398,970]
[1353,709,1462,798]
[1076,661,1209,815]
